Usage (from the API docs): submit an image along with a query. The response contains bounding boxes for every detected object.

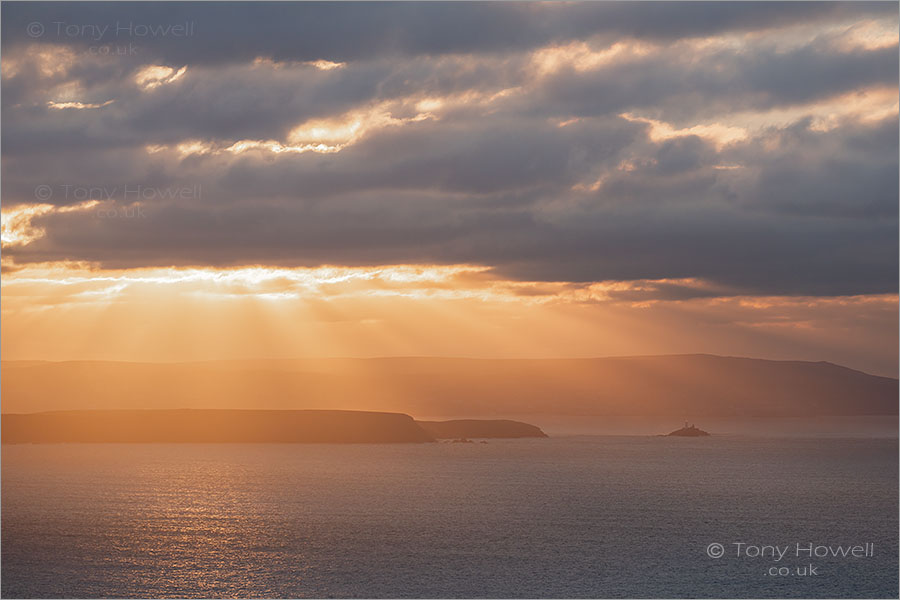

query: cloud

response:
[1,2,897,298]
[3,2,893,63]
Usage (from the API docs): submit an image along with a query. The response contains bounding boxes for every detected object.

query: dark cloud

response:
[724,117,900,218]
[1,2,897,297]
[11,110,898,296]
[3,29,895,159]
[3,2,892,63]
[12,177,897,297]
[531,42,898,123]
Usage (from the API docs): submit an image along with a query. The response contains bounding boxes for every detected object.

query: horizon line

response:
[3,353,895,379]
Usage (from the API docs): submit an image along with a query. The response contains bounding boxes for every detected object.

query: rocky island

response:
[417,419,548,439]
[666,422,710,437]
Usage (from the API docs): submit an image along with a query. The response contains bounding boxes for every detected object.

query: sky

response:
[1,2,897,376]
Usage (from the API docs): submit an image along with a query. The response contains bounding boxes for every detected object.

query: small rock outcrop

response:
[666,422,710,437]
[416,419,547,439]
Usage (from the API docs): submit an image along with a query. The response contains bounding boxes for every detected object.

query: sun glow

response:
[620,113,749,149]
[531,40,655,75]
[134,65,188,89]
[286,102,433,149]
[47,99,115,110]
[1,260,746,309]
[2,259,895,372]
[1,201,101,247]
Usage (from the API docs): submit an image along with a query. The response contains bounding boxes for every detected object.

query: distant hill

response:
[417,419,547,439]
[2,409,435,444]
[1,355,896,417]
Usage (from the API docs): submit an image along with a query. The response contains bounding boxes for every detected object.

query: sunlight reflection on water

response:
[2,437,897,598]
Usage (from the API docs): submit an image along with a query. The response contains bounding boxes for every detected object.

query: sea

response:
[2,432,897,598]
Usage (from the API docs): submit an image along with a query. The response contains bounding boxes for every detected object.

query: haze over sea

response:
[3,430,896,598]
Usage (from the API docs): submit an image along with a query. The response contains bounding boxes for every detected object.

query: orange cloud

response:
[1,262,895,376]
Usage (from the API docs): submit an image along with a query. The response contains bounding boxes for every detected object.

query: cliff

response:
[1,409,436,444]
[417,419,548,439]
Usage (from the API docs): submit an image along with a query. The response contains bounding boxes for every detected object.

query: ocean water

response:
[2,436,897,598]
